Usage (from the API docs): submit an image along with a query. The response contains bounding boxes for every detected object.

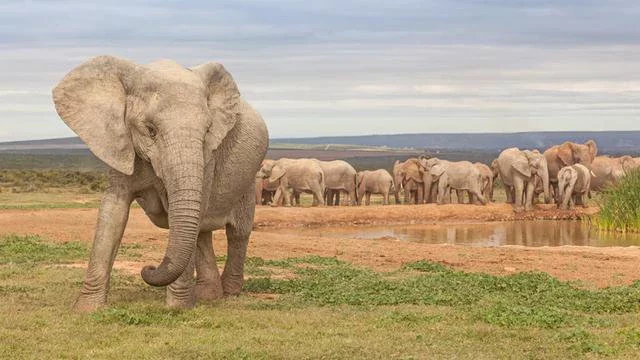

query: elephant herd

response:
[256,140,640,211]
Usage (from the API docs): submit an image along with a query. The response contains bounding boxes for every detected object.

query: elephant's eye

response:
[146,125,157,139]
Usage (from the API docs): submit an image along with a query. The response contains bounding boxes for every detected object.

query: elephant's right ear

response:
[557,142,574,166]
[430,164,446,177]
[52,56,137,175]
[191,62,241,153]
[512,158,531,178]
[268,165,286,183]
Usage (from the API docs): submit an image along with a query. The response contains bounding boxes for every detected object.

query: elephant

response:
[590,155,636,191]
[52,56,268,312]
[474,162,493,204]
[255,160,279,205]
[544,140,597,204]
[356,169,398,205]
[495,148,550,211]
[393,158,427,204]
[558,164,592,210]
[257,158,325,207]
[422,158,487,205]
[313,160,357,206]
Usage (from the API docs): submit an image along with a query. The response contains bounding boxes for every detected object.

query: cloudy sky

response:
[1,0,639,141]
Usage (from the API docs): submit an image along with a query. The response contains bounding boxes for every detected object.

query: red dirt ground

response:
[1,204,638,288]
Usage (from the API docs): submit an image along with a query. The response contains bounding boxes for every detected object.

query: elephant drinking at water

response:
[53,56,269,312]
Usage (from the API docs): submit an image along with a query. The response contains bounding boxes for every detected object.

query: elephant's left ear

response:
[191,62,241,153]
[512,159,532,178]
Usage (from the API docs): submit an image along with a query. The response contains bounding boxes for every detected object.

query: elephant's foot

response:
[195,279,224,301]
[513,206,525,213]
[166,286,196,309]
[73,293,107,313]
[221,273,244,296]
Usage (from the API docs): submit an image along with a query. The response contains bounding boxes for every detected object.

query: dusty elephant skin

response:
[52,55,269,312]
[496,148,550,212]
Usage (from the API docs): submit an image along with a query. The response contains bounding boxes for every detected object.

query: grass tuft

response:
[595,169,640,232]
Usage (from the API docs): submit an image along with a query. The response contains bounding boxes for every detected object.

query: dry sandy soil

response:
[1,203,639,288]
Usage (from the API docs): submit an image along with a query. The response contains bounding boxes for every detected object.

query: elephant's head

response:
[519,150,551,203]
[556,140,598,167]
[490,159,500,181]
[620,156,637,176]
[53,56,241,286]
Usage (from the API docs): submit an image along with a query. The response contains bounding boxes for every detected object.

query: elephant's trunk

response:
[141,144,204,287]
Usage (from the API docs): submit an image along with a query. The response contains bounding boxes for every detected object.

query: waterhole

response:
[275,221,640,247]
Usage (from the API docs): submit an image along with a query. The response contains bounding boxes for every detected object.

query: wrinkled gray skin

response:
[356,169,397,205]
[496,148,550,211]
[558,164,592,210]
[257,158,325,207]
[544,140,597,204]
[423,158,487,205]
[590,155,635,191]
[314,160,357,206]
[52,56,268,312]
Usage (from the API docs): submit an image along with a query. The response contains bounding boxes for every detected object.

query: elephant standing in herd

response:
[590,155,636,191]
[558,164,592,210]
[422,158,487,205]
[257,158,325,207]
[495,148,550,211]
[53,56,268,311]
[474,162,494,203]
[314,160,357,206]
[356,169,398,205]
[544,140,597,204]
[255,159,278,205]
[393,158,428,204]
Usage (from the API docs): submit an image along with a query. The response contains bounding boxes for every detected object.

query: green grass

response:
[0,234,87,264]
[595,169,640,232]
[4,235,640,358]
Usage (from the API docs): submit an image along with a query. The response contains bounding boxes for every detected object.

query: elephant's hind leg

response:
[222,188,254,296]
[195,231,224,301]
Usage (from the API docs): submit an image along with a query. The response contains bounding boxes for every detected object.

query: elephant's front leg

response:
[195,231,223,301]
[74,179,133,312]
[166,252,196,308]
[222,189,254,296]
[524,180,535,211]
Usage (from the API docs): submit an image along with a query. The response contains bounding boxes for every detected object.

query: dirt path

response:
[2,204,638,288]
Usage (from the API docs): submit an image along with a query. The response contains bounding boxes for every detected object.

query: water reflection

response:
[279,221,640,247]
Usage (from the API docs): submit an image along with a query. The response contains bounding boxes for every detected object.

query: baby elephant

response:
[557,164,592,210]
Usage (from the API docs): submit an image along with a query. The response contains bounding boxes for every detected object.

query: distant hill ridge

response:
[1,131,639,154]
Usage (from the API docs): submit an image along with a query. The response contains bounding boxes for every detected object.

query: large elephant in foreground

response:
[422,158,487,205]
[544,140,597,203]
[314,160,357,206]
[257,158,325,207]
[496,148,550,211]
[53,56,269,312]
[590,155,636,191]
[356,169,398,205]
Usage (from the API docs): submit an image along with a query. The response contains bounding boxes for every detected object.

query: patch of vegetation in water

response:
[595,169,640,232]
